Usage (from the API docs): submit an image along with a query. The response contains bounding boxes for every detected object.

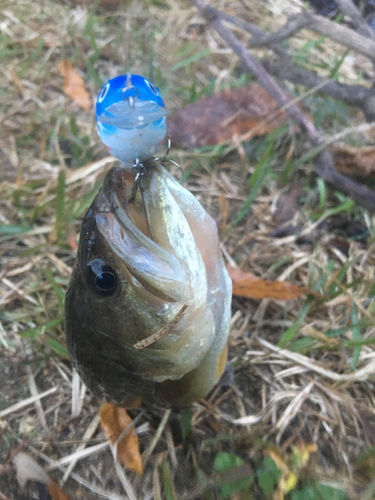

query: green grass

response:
[1,0,375,498]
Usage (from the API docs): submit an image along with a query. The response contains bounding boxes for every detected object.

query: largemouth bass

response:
[65,160,232,409]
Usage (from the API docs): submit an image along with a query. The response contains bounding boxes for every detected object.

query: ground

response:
[1,0,375,499]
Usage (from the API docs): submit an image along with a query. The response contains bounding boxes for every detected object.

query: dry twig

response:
[207,5,375,121]
[188,0,375,210]
[133,304,188,350]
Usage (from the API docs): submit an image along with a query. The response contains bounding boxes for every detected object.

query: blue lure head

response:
[96,74,167,167]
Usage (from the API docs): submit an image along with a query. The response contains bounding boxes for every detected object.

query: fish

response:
[65,160,232,409]
[96,74,167,168]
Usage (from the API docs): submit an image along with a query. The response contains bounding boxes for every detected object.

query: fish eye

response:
[145,79,159,95]
[97,83,110,103]
[86,258,117,296]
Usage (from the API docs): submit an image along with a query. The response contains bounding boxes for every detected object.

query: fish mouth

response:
[95,165,185,303]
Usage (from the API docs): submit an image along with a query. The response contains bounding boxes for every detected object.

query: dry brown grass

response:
[1,0,375,498]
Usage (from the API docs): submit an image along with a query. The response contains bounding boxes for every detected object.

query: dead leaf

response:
[12,451,50,489]
[267,447,297,498]
[47,481,73,500]
[333,142,375,177]
[219,192,229,230]
[99,403,143,475]
[58,60,91,111]
[265,442,316,500]
[301,325,340,346]
[167,84,299,149]
[9,69,25,95]
[273,185,305,225]
[12,452,72,500]
[227,266,316,300]
[291,441,317,468]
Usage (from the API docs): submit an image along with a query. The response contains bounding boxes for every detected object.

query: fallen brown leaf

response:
[9,69,25,95]
[58,60,91,111]
[333,142,375,177]
[219,192,229,230]
[291,441,318,467]
[301,325,340,346]
[12,451,50,489]
[12,452,72,499]
[48,481,73,500]
[99,403,143,475]
[227,265,315,300]
[273,185,305,225]
[266,447,297,500]
[265,442,317,499]
[167,84,299,149]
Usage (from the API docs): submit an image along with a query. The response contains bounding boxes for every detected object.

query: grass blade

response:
[56,169,66,244]
[351,304,361,369]
[230,143,274,229]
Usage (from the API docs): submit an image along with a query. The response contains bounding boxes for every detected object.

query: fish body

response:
[96,74,167,167]
[65,161,232,409]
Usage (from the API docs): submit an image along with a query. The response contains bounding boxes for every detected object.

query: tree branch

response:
[189,0,321,143]
[203,3,375,121]
[219,8,375,61]
[188,0,375,211]
[262,56,375,122]
[336,0,375,39]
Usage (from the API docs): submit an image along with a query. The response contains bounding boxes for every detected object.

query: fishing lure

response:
[96,74,167,168]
